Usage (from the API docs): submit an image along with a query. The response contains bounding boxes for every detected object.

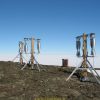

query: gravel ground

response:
[0,61,100,100]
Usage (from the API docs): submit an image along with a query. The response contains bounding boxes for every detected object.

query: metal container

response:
[62,59,68,67]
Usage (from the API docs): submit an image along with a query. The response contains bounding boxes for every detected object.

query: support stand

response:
[21,55,45,72]
[12,53,27,65]
[66,59,100,84]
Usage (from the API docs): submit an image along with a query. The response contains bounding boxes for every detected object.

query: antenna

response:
[20,37,44,71]
[90,33,95,56]
[12,41,25,65]
[19,41,24,53]
[13,36,44,72]
[76,36,81,57]
[37,39,41,54]
[24,39,28,54]
[66,32,100,84]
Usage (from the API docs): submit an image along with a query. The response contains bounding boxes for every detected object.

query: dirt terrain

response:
[0,61,100,100]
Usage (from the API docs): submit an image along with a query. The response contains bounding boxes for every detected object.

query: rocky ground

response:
[0,61,100,100]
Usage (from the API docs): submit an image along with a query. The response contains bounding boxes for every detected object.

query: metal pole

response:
[19,41,23,65]
[31,38,34,65]
[80,33,88,81]
[20,52,23,65]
